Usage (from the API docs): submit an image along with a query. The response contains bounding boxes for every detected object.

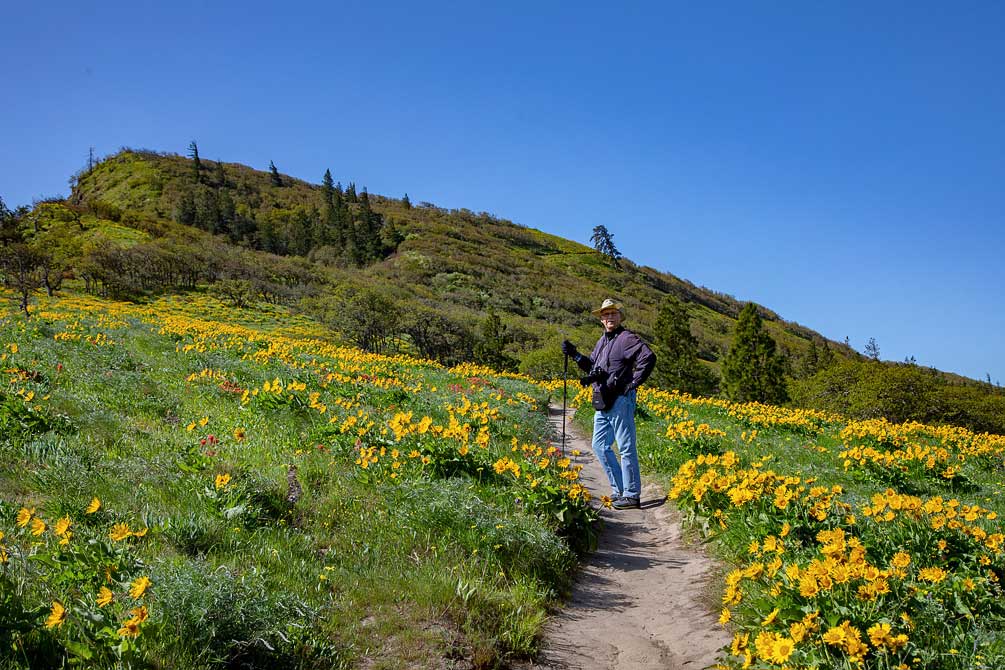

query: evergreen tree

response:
[346,182,357,203]
[175,190,196,226]
[721,303,788,403]
[215,159,227,188]
[865,337,881,361]
[818,341,836,370]
[358,189,383,261]
[590,225,622,268]
[188,141,202,184]
[194,188,219,233]
[651,294,717,395]
[217,189,235,237]
[402,193,411,209]
[269,161,282,187]
[322,169,335,206]
[380,217,405,253]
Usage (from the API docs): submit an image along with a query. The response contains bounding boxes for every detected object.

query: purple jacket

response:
[575,326,656,396]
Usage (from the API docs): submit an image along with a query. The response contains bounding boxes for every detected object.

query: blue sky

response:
[3,1,1003,382]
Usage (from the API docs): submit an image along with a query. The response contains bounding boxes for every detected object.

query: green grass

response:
[0,290,590,669]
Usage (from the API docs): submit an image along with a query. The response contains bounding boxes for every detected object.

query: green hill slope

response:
[65,149,851,372]
[9,147,1002,433]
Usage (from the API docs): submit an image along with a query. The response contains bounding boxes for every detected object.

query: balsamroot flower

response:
[97,586,114,608]
[45,601,66,629]
[129,575,152,599]
[109,522,133,541]
[16,507,33,527]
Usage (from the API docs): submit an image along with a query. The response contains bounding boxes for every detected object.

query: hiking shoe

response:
[612,496,640,510]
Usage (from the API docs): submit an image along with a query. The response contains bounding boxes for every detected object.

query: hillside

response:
[0,290,593,667]
[64,149,852,372]
[3,288,1004,668]
[6,148,1003,434]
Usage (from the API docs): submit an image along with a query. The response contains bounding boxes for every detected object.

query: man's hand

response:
[561,340,579,358]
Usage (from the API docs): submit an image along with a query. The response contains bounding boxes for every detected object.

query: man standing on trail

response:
[562,298,656,510]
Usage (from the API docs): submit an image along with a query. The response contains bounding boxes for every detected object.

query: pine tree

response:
[402,193,411,209]
[865,337,881,361]
[322,169,335,206]
[269,161,282,187]
[175,190,196,226]
[215,159,227,188]
[590,225,622,268]
[188,141,202,184]
[217,189,235,237]
[721,303,788,403]
[651,294,717,395]
[346,182,357,203]
[818,341,835,369]
[358,189,383,261]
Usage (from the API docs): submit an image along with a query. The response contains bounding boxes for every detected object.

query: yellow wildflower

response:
[16,507,33,527]
[110,522,132,541]
[97,586,114,608]
[45,601,66,629]
[762,608,780,626]
[54,516,71,537]
[891,552,911,568]
[769,636,795,664]
[85,497,102,514]
[117,618,141,638]
[129,575,152,599]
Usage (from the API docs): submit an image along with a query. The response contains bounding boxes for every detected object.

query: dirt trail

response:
[527,404,729,670]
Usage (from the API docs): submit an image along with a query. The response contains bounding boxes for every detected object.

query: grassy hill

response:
[7,148,1003,435]
[65,149,853,372]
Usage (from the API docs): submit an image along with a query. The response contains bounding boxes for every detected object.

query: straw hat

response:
[591,298,624,317]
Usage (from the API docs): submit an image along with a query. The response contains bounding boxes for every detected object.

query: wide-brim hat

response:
[591,298,624,317]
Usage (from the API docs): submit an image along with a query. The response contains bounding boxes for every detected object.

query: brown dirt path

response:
[525,404,729,670]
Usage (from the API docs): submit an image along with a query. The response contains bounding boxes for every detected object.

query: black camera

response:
[579,367,607,387]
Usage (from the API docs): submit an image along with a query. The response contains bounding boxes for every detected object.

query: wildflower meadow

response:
[0,291,595,668]
[4,287,1004,669]
[621,388,1005,670]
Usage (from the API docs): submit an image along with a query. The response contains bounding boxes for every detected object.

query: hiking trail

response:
[523,403,729,670]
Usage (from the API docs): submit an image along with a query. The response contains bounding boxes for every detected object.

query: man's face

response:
[599,309,622,332]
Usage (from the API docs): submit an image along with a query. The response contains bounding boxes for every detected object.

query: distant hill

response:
[61,148,854,373]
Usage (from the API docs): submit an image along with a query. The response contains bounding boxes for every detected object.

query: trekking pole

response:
[561,351,568,457]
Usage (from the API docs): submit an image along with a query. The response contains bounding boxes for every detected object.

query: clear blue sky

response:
[3,1,1003,383]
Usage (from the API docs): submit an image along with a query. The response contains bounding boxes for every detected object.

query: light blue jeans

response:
[591,389,641,499]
